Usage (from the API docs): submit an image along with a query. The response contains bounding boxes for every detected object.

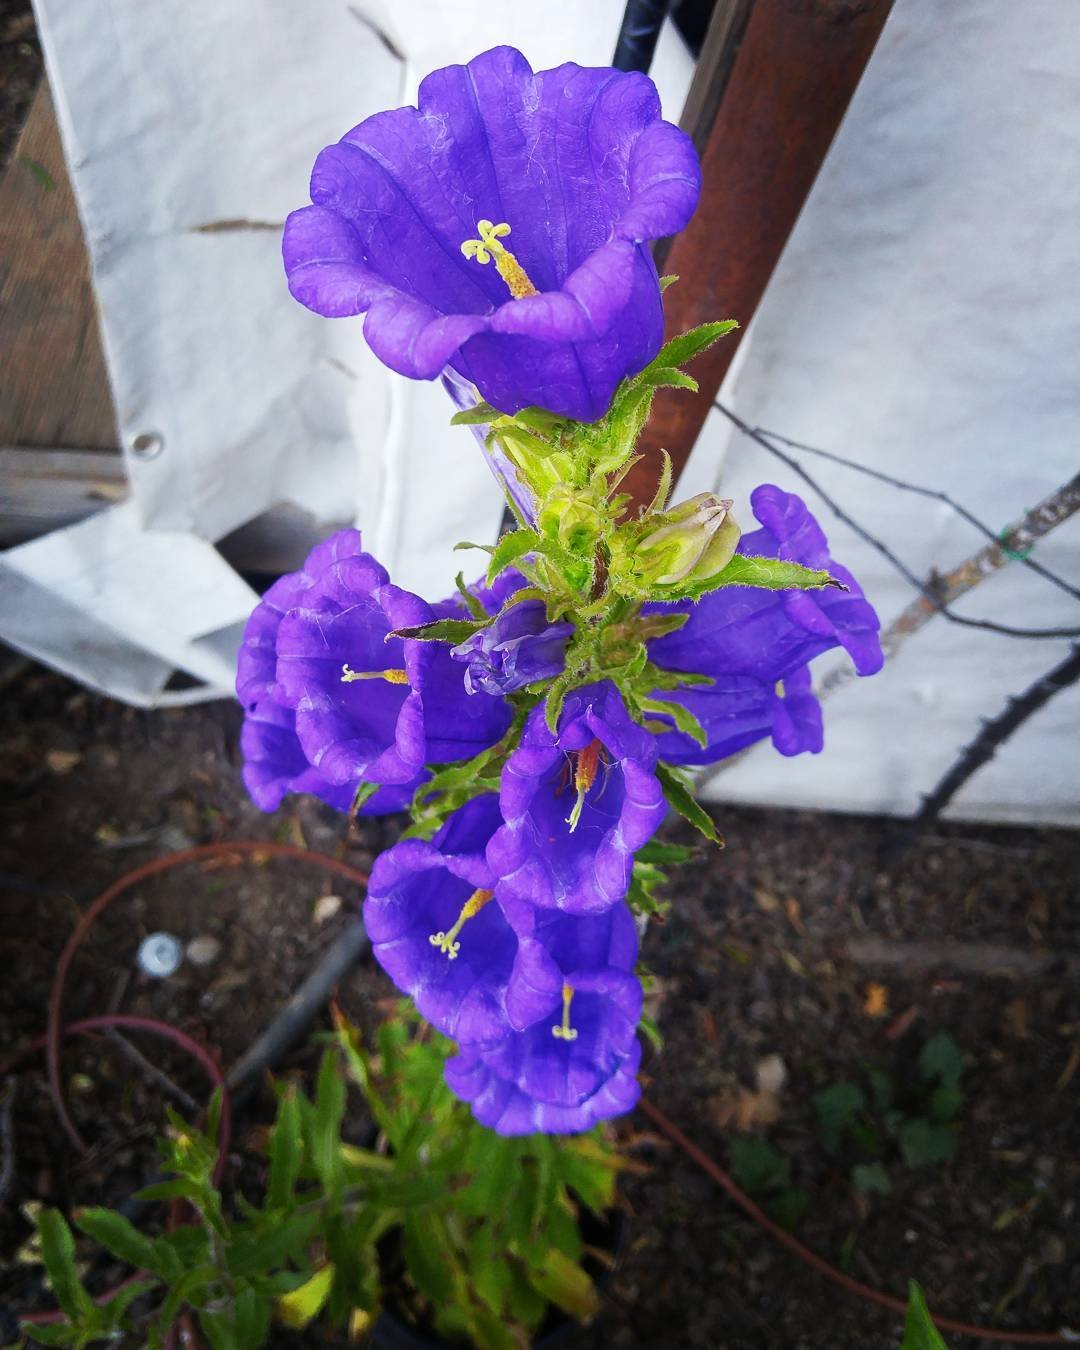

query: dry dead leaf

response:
[784,897,805,935]
[863,983,889,1018]
[753,886,780,912]
[1002,996,1030,1039]
[45,749,81,775]
[692,1003,717,1043]
[708,1086,781,1132]
[885,1005,919,1041]
[779,949,808,978]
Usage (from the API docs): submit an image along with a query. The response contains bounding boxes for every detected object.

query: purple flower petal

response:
[445,1036,642,1136]
[284,46,701,422]
[236,529,420,814]
[645,485,883,763]
[488,682,665,914]
[363,795,517,1044]
[451,600,572,696]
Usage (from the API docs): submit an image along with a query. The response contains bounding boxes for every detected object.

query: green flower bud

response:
[538,484,604,553]
[633,493,740,587]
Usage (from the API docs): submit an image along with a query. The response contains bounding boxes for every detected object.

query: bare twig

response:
[916,644,1080,825]
[716,401,1080,640]
[756,426,1080,603]
[819,472,1080,698]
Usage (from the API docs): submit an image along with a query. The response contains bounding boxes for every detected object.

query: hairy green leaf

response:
[527,1249,599,1324]
[389,616,489,643]
[682,552,841,599]
[454,571,488,620]
[312,1049,346,1200]
[267,1088,303,1211]
[638,696,708,749]
[74,1207,178,1281]
[650,320,738,372]
[36,1210,93,1322]
[655,763,724,846]
[636,840,694,865]
[449,401,500,426]
[487,528,538,584]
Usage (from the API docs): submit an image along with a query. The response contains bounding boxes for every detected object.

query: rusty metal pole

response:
[626,0,895,508]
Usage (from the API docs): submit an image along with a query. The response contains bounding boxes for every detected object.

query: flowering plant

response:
[244,46,882,1139]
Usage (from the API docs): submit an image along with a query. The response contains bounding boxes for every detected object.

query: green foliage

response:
[728,1139,808,1231]
[902,1281,949,1349]
[812,1034,965,1194]
[655,763,725,847]
[20,1018,621,1350]
[334,1010,619,1347]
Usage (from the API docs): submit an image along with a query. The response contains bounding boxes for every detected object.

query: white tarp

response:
[2,0,1077,822]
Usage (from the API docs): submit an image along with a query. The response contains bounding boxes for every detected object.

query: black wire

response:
[915,644,1080,824]
[715,400,1080,640]
[756,424,1080,603]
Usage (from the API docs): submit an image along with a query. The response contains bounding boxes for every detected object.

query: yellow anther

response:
[552,983,578,1041]
[428,888,494,960]
[341,664,409,685]
[566,739,603,833]
[461,219,538,300]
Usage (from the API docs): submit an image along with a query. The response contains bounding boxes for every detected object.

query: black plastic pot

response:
[370,1206,626,1349]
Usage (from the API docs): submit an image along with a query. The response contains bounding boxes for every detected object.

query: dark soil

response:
[1,656,1077,1349]
[0,11,1076,1343]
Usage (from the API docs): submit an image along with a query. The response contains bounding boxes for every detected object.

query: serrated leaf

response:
[655,763,723,846]
[226,1211,320,1279]
[638,366,698,393]
[453,539,495,554]
[74,1207,177,1280]
[902,1281,949,1350]
[132,1178,202,1205]
[276,1264,335,1330]
[312,1049,346,1200]
[389,616,489,643]
[685,551,841,598]
[650,320,738,372]
[659,274,679,291]
[267,1088,303,1211]
[449,401,500,426]
[36,1210,92,1322]
[454,571,488,620]
[486,528,537,584]
[527,1249,599,1324]
[636,841,694,865]
[20,1324,82,1346]
[639,696,708,749]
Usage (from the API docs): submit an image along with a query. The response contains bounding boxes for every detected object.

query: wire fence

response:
[700,401,1080,820]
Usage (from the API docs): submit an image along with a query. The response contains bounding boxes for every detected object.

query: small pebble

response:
[186,935,222,967]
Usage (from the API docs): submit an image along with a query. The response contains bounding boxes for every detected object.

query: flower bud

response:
[538,485,603,553]
[633,493,740,587]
